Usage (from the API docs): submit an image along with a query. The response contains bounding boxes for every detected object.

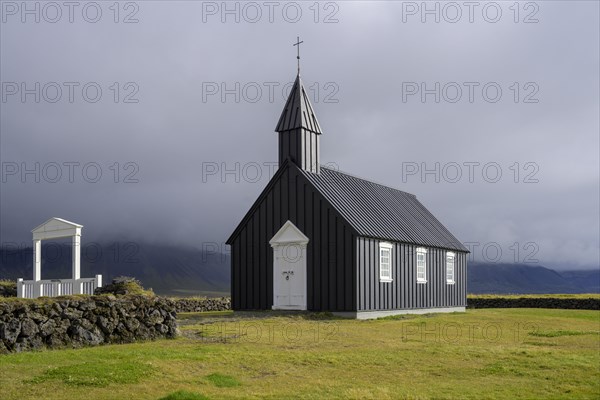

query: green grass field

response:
[1,308,598,399]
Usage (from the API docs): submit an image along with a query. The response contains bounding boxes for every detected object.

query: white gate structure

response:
[17,217,102,299]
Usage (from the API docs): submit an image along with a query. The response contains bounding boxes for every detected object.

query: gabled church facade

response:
[226,72,469,319]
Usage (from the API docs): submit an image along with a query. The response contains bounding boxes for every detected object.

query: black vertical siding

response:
[312,193,320,309]
[240,226,247,307]
[232,238,241,310]
[345,227,353,309]
[356,237,467,311]
[259,201,267,308]
[279,128,319,172]
[329,210,337,309]
[229,163,356,311]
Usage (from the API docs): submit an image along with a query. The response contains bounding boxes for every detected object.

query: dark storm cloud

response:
[1,1,598,269]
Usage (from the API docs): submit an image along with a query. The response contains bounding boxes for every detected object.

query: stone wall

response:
[467,297,599,310]
[0,295,177,354]
[170,297,231,313]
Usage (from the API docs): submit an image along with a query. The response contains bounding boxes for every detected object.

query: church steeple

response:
[275,73,323,174]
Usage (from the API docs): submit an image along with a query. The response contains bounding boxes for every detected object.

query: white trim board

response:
[333,307,466,320]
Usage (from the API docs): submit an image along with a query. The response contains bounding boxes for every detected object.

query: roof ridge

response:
[319,166,417,198]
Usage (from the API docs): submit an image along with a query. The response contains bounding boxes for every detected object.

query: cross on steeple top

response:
[293,36,303,74]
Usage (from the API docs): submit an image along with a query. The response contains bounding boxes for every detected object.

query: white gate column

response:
[72,234,81,294]
[72,234,81,280]
[33,239,41,281]
[33,239,41,297]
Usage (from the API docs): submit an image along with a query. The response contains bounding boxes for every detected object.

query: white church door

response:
[269,221,308,310]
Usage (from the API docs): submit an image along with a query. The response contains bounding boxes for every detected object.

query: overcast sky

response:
[1,1,598,269]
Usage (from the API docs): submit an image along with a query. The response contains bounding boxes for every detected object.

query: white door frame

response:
[269,220,309,310]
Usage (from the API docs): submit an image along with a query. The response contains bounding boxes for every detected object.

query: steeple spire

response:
[275,40,323,174]
[275,74,322,134]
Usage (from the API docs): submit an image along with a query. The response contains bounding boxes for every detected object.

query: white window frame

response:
[416,247,427,283]
[446,252,456,284]
[379,242,393,283]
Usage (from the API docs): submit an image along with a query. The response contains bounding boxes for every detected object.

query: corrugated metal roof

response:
[299,167,469,252]
[275,74,323,134]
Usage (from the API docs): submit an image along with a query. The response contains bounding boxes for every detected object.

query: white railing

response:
[17,275,102,299]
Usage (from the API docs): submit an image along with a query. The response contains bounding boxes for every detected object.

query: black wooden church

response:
[226,64,468,318]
